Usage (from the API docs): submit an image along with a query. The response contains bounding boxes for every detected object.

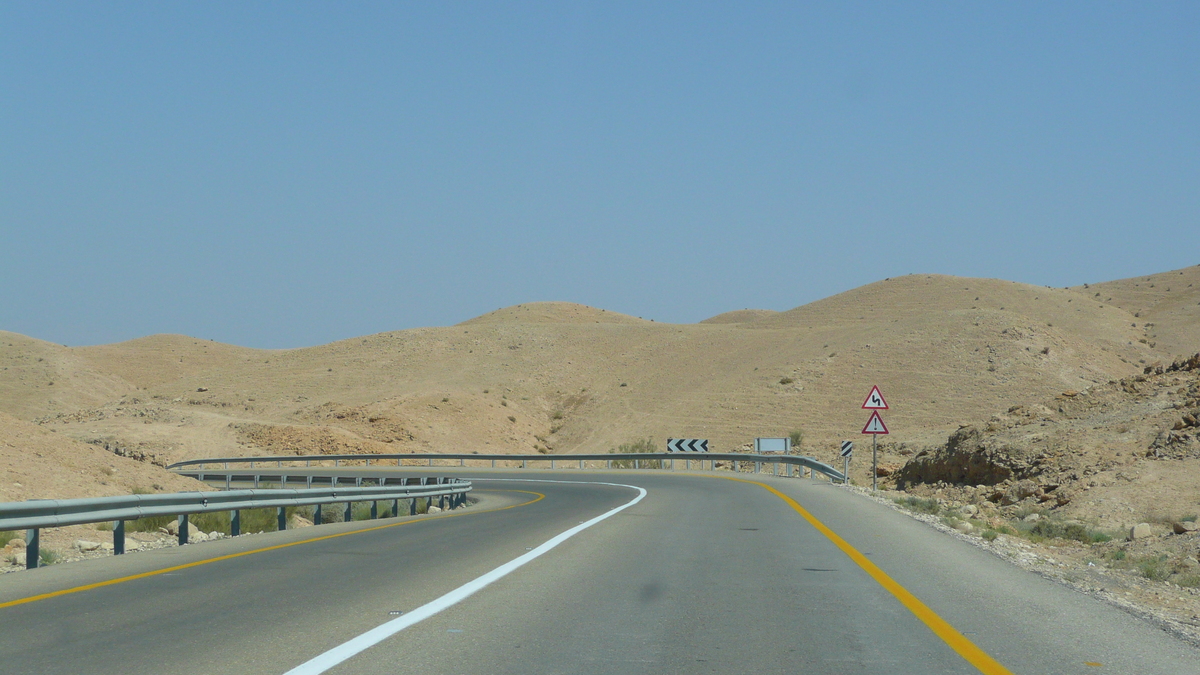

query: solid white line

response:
[282,480,647,675]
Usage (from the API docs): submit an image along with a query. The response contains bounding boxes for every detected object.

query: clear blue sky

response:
[2,3,1197,348]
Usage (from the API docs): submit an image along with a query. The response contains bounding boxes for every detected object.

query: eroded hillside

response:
[2,268,1196,502]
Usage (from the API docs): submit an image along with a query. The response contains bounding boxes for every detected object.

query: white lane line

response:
[283,480,647,675]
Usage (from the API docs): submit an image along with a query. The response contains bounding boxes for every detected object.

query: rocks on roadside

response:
[954,521,975,534]
[427,505,442,514]
[1173,521,1199,535]
[875,464,899,477]
[289,515,314,528]
[74,540,103,552]
[1129,523,1153,541]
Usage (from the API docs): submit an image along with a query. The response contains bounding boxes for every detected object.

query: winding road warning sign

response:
[861,410,889,435]
[862,385,888,410]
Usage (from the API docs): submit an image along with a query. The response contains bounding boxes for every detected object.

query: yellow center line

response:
[0,489,545,610]
[719,475,1014,675]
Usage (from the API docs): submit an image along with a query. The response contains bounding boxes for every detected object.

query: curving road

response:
[0,470,1196,674]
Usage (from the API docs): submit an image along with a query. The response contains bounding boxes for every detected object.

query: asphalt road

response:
[0,469,1197,674]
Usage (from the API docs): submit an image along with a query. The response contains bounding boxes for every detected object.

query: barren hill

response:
[1072,265,1200,358]
[2,268,1196,502]
[699,309,779,324]
[460,302,649,326]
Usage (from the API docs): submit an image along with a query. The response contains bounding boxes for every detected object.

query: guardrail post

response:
[428,458,433,467]
[635,459,640,470]
[410,498,417,515]
[366,458,371,466]
[231,510,241,536]
[392,499,399,518]
[178,515,189,545]
[607,459,612,469]
[277,507,287,531]
[579,459,584,470]
[438,494,445,510]
[113,520,125,555]
[371,501,378,519]
[25,528,39,569]
[522,459,526,469]
[491,459,496,468]
[344,502,353,522]
[314,504,322,525]
[335,459,340,467]
[460,458,464,467]
[254,475,260,489]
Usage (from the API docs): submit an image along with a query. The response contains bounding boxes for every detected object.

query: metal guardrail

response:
[0,477,470,571]
[168,452,847,482]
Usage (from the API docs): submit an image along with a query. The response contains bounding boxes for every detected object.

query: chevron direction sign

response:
[667,438,709,453]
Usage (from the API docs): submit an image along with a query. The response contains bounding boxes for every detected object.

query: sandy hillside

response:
[699,309,779,324]
[0,412,207,503]
[1073,266,1200,358]
[0,267,1195,503]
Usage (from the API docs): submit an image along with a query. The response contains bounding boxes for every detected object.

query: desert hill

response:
[699,309,779,324]
[1,267,1196,503]
[1072,265,1200,358]
[0,411,206,503]
[459,302,649,326]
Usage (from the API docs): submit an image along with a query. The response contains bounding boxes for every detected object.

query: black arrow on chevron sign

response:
[667,438,708,452]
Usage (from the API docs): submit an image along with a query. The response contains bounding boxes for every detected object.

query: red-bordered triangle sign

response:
[862,385,888,410]
[862,410,889,435]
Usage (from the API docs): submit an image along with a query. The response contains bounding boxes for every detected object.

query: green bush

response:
[127,506,316,535]
[610,438,660,469]
[1138,555,1170,581]
[1178,574,1200,588]
[788,430,804,449]
[0,531,20,548]
[1028,519,1112,544]
[981,530,999,541]
[893,496,940,515]
[39,549,59,566]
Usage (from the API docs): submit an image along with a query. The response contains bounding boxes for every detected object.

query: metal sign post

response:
[861,388,890,492]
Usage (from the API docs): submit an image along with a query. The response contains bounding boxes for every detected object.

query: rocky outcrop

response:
[896,426,1038,488]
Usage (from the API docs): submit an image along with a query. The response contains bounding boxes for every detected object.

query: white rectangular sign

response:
[754,437,790,454]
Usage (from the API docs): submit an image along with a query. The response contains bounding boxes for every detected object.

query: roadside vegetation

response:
[891,496,1200,587]
[123,499,432,537]
[609,438,660,469]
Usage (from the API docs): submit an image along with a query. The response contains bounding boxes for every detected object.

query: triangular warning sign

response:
[861,385,888,410]
[861,410,889,435]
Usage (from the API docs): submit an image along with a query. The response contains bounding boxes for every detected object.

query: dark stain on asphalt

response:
[639,582,664,602]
